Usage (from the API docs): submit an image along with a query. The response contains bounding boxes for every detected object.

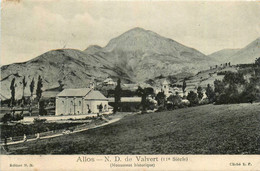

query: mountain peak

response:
[103,27,176,53]
[128,27,147,32]
[123,27,158,37]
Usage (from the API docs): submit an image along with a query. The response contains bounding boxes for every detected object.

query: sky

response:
[1,0,260,65]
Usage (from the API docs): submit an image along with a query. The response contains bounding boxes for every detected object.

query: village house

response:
[103,78,117,86]
[55,88,110,115]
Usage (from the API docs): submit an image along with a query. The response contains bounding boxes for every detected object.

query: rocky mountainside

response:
[88,27,217,82]
[1,27,217,99]
[0,49,123,99]
[209,37,260,64]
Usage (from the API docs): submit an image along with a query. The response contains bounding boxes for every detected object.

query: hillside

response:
[1,27,218,98]
[7,103,260,154]
[230,37,260,64]
[0,49,125,99]
[208,49,240,63]
[209,37,260,65]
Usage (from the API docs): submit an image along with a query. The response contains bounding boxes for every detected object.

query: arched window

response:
[71,101,73,105]
[79,101,81,106]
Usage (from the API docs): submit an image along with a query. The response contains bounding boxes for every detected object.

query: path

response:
[1,113,130,146]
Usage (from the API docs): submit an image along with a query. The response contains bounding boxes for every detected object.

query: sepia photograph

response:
[0,0,260,168]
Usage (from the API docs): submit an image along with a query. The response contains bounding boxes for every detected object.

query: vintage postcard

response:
[0,0,260,170]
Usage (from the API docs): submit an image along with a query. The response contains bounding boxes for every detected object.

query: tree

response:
[36,76,43,115]
[144,87,154,97]
[155,92,166,107]
[197,86,203,100]
[136,86,148,113]
[10,78,16,107]
[214,80,225,95]
[30,78,35,98]
[223,72,245,85]
[182,78,187,94]
[114,79,122,113]
[241,76,259,103]
[22,76,27,106]
[39,100,47,116]
[167,94,182,109]
[58,80,64,91]
[187,91,199,106]
[36,76,43,100]
[29,78,35,116]
[255,57,260,67]
[98,104,103,117]
[205,84,215,103]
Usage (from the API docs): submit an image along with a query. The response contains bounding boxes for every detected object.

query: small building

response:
[161,80,171,97]
[55,88,109,115]
[103,78,117,86]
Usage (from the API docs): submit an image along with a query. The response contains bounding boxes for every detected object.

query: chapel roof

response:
[57,88,91,97]
[84,90,108,100]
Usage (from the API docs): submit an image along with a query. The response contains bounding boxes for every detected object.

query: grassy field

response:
[7,103,260,154]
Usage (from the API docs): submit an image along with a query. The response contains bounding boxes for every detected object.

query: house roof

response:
[104,78,114,83]
[42,91,60,98]
[57,88,91,97]
[163,80,169,85]
[84,90,108,100]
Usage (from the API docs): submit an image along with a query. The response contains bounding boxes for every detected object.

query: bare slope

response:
[209,37,260,64]
[230,37,260,64]
[208,49,240,63]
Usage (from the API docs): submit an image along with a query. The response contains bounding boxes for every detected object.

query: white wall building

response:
[162,80,171,97]
[103,78,117,86]
[55,88,109,115]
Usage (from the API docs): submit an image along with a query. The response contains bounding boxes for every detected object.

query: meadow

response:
[7,103,260,154]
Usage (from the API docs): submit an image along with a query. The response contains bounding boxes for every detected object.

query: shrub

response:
[187,91,199,106]
[156,106,166,112]
[1,113,13,123]
[167,94,182,109]
[206,84,215,103]
[39,100,47,115]
[33,118,47,124]
[197,86,203,100]
[199,98,209,105]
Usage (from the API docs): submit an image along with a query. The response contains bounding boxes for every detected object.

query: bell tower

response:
[162,80,169,96]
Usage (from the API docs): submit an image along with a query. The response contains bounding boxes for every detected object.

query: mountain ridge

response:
[208,37,260,64]
[0,27,222,98]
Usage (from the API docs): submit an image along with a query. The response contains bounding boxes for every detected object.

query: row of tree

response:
[9,75,43,115]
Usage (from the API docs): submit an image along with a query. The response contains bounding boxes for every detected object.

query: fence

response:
[0,123,88,145]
